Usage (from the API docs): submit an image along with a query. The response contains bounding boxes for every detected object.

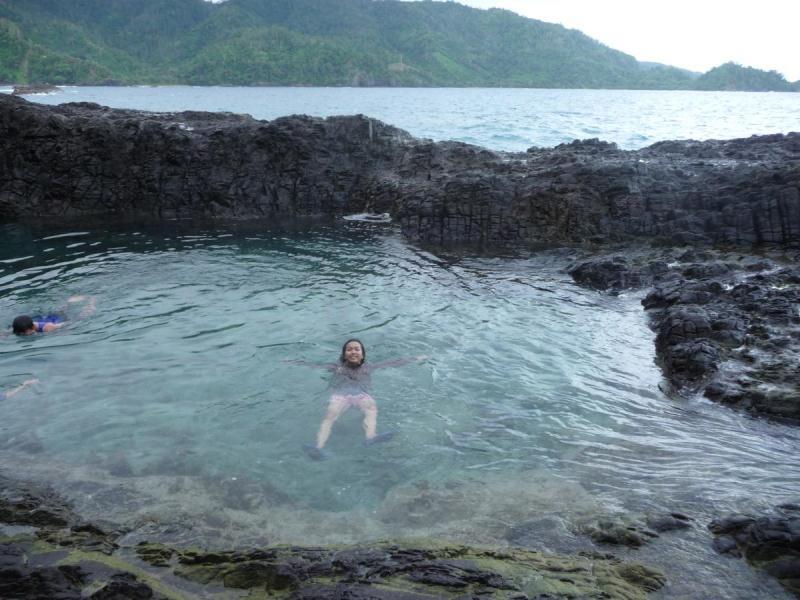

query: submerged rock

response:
[0,474,666,599]
[645,512,693,533]
[579,517,660,548]
[0,475,73,528]
[151,542,667,599]
[708,504,800,598]
[504,515,589,554]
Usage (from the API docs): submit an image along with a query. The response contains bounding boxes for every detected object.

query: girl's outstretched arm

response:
[283,359,337,371]
[2,378,39,400]
[68,295,97,318]
[370,355,429,370]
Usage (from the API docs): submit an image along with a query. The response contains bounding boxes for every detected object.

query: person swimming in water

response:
[288,338,427,460]
[0,378,38,401]
[11,295,96,335]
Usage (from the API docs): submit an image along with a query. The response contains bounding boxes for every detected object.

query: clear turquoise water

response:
[2,85,797,597]
[1,220,798,598]
[9,86,800,151]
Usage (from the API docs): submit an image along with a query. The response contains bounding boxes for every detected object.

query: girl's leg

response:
[316,396,350,449]
[356,395,378,440]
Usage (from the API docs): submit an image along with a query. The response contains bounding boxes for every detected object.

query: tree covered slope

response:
[0,0,795,90]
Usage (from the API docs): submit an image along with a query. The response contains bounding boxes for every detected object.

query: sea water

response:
[2,87,799,597]
[9,85,800,151]
[0,220,798,599]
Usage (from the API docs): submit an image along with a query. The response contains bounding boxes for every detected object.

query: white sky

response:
[445,0,800,80]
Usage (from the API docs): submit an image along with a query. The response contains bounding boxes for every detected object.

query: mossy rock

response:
[135,541,176,567]
[163,542,664,599]
[580,518,660,548]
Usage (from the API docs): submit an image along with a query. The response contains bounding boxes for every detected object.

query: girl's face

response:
[343,341,364,366]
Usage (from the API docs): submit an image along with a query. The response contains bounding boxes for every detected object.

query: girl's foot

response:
[303,443,332,461]
[364,430,396,446]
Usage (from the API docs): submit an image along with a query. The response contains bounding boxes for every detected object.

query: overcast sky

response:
[438,0,800,80]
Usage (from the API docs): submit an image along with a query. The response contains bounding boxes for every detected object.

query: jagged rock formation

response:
[567,249,800,423]
[0,475,665,599]
[709,502,800,598]
[644,258,800,421]
[1,94,798,249]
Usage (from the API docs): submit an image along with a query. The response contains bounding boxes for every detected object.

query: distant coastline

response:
[2,0,797,93]
[4,80,798,93]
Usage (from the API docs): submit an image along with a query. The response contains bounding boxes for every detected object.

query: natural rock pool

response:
[1,220,798,598]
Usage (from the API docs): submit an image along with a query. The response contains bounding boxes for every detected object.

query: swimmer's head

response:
[340,338,365,366]
[12,315,35,336]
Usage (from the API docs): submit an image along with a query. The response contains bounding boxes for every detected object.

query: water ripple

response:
[1,221,799,598]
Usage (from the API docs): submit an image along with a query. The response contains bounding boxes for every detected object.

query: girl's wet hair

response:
[12,315,34,335]
[340,338,366,365]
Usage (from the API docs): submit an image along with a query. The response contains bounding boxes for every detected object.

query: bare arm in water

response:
[67,295,97,319]
[283,359,337,371]
[1,379,38,400]
[369,355,429,370]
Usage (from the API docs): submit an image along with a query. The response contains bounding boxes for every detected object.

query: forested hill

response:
[694,62,797,92]
[0,0,796,91]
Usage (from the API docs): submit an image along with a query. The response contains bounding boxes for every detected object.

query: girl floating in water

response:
[0,379,38,401]
[288,339,427,460]
[11,295,96,335]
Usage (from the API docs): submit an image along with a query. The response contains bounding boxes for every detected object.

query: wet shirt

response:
[33,314,64,332]
[328,363,376,395]
[300,358,415,396]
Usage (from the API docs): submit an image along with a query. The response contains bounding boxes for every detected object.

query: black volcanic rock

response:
[708,504,800,598]
[642,256,800,421]
[569,248,800,423]
[11,84,60,95]
[646,512,693,533]
[1,95,799,249]
[0,476,666,600]
[568,255,669,291]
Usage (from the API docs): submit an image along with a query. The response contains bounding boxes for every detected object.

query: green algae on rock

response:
[137,541,666,599]
[1,475,666,599]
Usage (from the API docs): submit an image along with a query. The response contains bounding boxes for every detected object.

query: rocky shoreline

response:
[567,247,800,423]
[1,94,798,248]
[1,475,670,599]
[3,468,798,599]
[565,247,799,597]
[1,94,799,598]
[10,84,61,96]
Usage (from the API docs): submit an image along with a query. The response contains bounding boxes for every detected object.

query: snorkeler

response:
[0,378,38,401]
[287,339,427,460]
[11,295,96,335]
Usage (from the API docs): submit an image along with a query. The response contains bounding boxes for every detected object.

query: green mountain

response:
[694,62,797,92]
[0,0,795,91]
